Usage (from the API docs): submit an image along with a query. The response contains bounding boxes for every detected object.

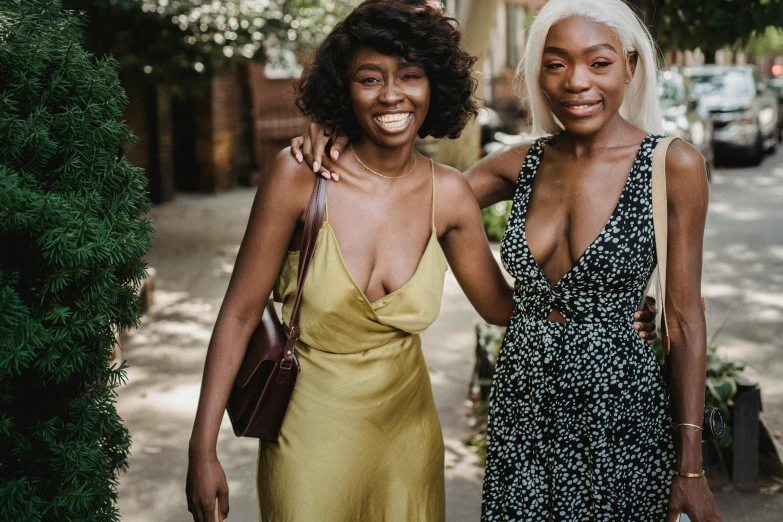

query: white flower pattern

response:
[482,134,676,521]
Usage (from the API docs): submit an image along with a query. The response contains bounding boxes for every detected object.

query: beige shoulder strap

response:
[430,158,436,230]
[651,136,675,353]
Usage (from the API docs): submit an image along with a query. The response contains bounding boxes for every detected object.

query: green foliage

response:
[481,200,512,242]
[651,0,783,54]
[475,322,505,366]
[470,322,506,466]
[743,25,783,59]
[62,0,361,88]
[0,1,154,520]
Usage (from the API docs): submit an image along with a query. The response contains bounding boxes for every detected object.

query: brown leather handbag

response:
[226,176,328,441]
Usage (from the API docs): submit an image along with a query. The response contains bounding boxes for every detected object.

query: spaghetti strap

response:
[430,159,436,230]
[324,181,329,222]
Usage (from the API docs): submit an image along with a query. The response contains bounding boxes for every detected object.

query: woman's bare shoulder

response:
[664,138,706,174]
[258,147,321,217]
[432,161,473,200]
[664,138,709,205]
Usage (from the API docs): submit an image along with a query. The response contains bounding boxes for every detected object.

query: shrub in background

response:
[481,201,512,242]
[0,1,154,520]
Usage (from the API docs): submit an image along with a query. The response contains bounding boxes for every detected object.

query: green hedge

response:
[0,2,154,520]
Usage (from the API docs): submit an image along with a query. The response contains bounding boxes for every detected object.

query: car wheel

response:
[748,131,764,166]
[768,129,779,154]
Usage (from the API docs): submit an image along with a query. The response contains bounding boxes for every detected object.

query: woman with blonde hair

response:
[474,1,719,519]
[293,0,710,519]
[476,0,718,518]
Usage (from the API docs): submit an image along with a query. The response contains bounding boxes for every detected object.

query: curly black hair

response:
[295,0,478,140]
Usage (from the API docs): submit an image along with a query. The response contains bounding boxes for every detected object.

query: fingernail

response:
[634,313,640,318]
[313,161,320,172]
[296,154,303,163]
[633,323,640,330]
[333,173,339,181]
[332,150,339,160]
[641,332,647,338]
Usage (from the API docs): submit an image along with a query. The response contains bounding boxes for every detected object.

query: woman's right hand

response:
[186,449,230,522]
[290,122,349,180]
[666,476,722,522]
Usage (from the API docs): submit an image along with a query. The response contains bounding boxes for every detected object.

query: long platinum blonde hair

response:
[518,0,664,136]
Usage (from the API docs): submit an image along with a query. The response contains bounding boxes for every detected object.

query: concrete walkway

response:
[116,149,783,521]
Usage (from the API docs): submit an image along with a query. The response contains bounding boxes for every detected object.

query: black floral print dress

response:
[482,134,675,521]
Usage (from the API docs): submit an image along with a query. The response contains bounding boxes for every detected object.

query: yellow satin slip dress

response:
[257,159,448,522]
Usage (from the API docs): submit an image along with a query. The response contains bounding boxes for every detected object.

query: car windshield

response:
[658,75,684,108]
[690,70,752,98]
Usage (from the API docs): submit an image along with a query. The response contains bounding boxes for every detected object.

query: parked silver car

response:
[685,65,779,165]
[658,70,714,166]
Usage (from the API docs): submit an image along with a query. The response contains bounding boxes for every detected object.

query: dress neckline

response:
[325,223,440,309]
[320,158,441,308]
[521,133,653,288]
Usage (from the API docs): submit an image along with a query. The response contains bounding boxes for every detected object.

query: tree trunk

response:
[434,0,500,171]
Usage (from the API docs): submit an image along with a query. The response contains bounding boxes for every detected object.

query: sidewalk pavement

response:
[116,149,783,520]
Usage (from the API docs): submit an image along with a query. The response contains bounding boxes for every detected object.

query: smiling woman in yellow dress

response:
[186,2,513,521]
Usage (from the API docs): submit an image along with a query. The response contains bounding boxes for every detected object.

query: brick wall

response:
[121,76,176,203]
[248,62,307,181]
[155,87,175,201]
[190,65,241,192]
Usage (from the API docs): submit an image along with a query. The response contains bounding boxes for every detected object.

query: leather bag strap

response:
[281,176,328,368]
[651,137,674,353]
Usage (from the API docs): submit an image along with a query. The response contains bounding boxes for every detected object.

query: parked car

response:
[658,69,714,167]
[684,65,779,165]
[767,76,783,140]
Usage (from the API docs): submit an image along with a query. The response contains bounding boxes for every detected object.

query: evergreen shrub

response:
[0,1,154,520]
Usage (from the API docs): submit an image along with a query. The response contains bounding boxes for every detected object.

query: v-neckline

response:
[521,134,651,288]
[325,222,438,309]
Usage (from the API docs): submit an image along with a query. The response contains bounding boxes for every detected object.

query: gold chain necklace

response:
[350,144,417,180]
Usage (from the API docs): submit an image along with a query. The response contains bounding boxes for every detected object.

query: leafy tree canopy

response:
[63,0,359,87]
[635,0,783,54]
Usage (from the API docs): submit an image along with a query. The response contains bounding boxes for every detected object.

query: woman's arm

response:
[186,149,314,522]
[463,144,529,208]
[290,130,660,333]
[436,165,514,326]
[662,140,721,521]
[290,123,529,209]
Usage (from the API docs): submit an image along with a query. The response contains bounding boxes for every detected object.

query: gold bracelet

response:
[674,423,703,431]
[673,470,705,478]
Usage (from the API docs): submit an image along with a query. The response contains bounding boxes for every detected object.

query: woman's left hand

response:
[666,476,722,522]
